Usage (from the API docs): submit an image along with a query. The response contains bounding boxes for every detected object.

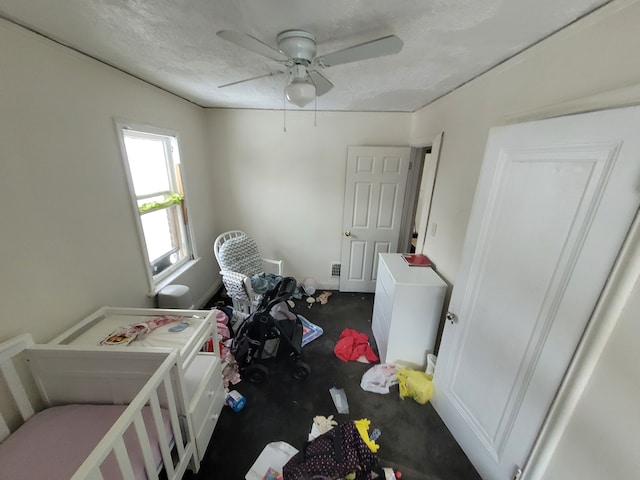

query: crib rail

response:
[0,334,36,442]
[70,350,194,480]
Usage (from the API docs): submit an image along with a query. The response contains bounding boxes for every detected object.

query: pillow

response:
[218,234,263,276]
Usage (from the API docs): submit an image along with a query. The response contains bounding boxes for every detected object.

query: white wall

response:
[205,108,411,288]
[409,0,640,478]
[0,19,219,343]
[411,0,640,285]
[544,275,640,478]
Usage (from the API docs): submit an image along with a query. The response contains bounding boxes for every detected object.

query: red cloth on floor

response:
[334,328,379,363]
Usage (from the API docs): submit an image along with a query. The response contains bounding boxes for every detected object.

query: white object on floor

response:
[426,353,437,378]
[245,441,298,480]
[157,284,194,309]
[329,387,349,414]
[361,364,399,394]
[309,423,322,441]
[383,467,396,480]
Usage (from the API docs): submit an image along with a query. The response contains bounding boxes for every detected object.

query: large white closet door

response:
[432,106,640,479]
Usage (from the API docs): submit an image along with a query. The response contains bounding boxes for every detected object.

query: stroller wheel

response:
[245,364,269,384]
[291,361,311,381]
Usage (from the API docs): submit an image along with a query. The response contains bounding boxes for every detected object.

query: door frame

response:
[398,132,444,254]
[523,206,640,479]
[398,146,429,252]
[414,132,443,255]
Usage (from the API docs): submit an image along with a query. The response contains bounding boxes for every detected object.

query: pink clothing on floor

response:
[213,308,231,340]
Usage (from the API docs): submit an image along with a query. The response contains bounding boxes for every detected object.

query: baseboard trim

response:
[195,279,222,309]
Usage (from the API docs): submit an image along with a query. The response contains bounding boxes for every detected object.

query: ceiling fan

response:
[216,29,403,107]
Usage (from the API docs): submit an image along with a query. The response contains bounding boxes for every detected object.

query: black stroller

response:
[231,276,311,384]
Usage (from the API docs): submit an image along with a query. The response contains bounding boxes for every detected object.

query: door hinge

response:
[446,312,458,324]
[512,466,523,480]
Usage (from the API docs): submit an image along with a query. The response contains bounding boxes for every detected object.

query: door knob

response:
[345,230,351,237]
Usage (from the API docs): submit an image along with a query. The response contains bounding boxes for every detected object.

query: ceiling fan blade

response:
[308,70,334,96]
[218,71,284,88]
[316,35,403,67]
[217,30,289,62]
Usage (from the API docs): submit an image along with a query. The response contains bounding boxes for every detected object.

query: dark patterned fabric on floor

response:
[188,290,481,480]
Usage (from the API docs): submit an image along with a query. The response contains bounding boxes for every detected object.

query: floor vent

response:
[331,262,341,277]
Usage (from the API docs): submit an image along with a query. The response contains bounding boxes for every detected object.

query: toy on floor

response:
[262,468,283,480]
[383,467,402,479]
[316,291,333,304]
[313,415,338,435]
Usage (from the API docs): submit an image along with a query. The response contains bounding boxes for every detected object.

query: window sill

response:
[147,257,202,297]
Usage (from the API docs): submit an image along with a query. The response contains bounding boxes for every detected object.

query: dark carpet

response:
[186,289,481,480]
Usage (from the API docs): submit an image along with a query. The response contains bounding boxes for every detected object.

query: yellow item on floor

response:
[354,418,380,453]
[397,368,433,404]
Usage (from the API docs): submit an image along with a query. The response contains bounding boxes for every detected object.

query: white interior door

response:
[432,106,640,480]
[340,146,410,292]
[415,131,443,254]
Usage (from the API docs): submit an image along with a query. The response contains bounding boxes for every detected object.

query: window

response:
[117,123,194,291]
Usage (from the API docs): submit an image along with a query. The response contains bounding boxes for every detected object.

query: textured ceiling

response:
[0,0,610,112]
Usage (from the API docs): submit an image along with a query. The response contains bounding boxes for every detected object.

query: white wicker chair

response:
[213,230,283,318]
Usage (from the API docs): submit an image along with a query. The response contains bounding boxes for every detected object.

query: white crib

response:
[48,306,226,464]
[0,334,195,480]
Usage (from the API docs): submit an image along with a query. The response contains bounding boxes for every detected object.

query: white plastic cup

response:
[301,277,317,296]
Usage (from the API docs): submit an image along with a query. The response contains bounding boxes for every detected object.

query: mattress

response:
[66,314,206,350]
[0,404,172,480]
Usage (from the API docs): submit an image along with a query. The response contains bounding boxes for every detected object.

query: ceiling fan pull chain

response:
[283,86,287,133]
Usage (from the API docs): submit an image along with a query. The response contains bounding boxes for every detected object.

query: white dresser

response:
[48,306,225,466]
[372,253,447,369]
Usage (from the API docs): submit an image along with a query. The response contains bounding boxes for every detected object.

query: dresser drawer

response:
[372,313,388,363]
[372,290,391,332]
[195,378,226,457]
[377,259,396,299]
[187,355,223,429]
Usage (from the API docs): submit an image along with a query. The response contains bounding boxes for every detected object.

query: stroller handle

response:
[277,276,297,297]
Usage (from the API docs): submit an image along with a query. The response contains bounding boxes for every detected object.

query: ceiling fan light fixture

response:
[285,79,316,107]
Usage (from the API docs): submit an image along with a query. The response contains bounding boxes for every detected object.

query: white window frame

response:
[116,120,198,294]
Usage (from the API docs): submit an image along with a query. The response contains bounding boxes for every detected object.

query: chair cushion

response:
[220,270,251,303]
[218,234,263,276]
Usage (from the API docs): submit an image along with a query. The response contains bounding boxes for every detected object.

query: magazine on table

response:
[401,253,432,267]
